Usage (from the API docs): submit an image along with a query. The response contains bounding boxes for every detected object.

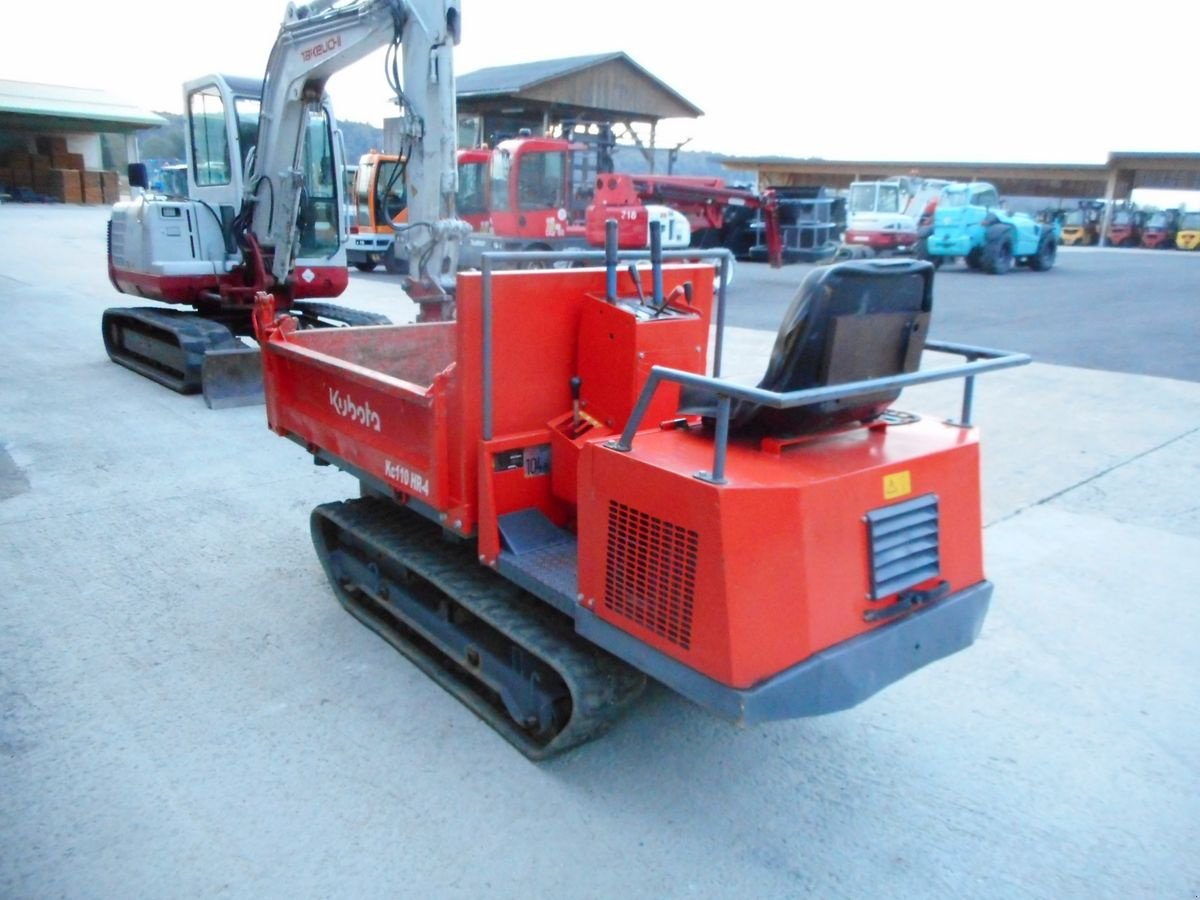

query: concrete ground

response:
[1,205,1198,899]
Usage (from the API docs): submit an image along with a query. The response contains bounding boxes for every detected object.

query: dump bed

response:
[261,320,458,508]
[258,266,716,541]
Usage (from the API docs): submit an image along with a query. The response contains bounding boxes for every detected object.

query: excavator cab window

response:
[189,87,231,187]
[374,159,406,225]
[160,165,188,198]
[457,159,487,215]
[516,150,565,210]
[233,96,261,171]
[355,161,376,227]
[847,183,877,215]
[848,182,901,215]
[489,148,512,213]
[297,110,340,257]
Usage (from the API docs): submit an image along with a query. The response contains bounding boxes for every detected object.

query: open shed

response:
[0,79,164,202]
[454,52,701,168]
[724,152,1200,245]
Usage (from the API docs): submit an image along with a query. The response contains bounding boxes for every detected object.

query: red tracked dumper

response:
[255,228,1027,758]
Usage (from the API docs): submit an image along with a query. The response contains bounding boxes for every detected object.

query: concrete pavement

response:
[2,205,1198,898]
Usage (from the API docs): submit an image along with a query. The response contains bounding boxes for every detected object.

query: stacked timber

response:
[100,171,120,204]
[0,136,121,204]
[37,169,83,203]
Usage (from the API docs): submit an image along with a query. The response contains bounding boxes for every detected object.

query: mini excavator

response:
[103,0,467,406]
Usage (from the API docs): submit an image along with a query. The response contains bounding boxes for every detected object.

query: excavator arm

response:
[246,0,465,291]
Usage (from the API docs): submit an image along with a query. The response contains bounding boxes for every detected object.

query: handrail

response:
[607,341,1031,484]
[476,243,1029,488]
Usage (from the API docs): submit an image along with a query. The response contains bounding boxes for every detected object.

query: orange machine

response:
[348,149,494,272]
[255,226,1027,758]
[345,151,408,272]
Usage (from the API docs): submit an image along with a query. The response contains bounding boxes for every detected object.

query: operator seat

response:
[680,258,934,436]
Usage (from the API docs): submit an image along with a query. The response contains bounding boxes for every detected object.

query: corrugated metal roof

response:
[456,52,702,118]
[0,80,165,128]
[457,54,622,95]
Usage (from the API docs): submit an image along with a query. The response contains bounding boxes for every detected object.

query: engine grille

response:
[866,493,940,600]
[604,501,698,650]
[108,218,126,267]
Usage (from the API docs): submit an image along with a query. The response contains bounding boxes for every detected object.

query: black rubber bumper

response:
[575,580,993,724]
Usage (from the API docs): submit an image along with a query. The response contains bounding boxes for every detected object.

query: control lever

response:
[626,262,646,305]
[654,281,695,317]
[570,376,582,428]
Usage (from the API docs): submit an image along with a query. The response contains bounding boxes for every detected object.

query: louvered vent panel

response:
[108,219,126,267]
[604,501,698,650]
[866,494,940,600]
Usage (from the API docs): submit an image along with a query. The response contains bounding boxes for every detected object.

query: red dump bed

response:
[258,266,715,543]
[261,320,457,506]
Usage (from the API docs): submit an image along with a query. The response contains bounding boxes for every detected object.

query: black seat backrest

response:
[737,258,934,435]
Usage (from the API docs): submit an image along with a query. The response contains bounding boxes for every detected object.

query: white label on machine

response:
[328,388,381,432]
[385,460,430,496]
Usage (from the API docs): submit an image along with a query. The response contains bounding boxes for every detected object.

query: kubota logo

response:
[329,388,381,432]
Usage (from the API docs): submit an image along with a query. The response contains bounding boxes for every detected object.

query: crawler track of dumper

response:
[311,497,647,759]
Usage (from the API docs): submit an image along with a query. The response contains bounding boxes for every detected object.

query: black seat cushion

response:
[680,258,934,436]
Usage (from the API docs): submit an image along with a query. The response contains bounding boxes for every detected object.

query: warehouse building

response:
[0,79,164,203]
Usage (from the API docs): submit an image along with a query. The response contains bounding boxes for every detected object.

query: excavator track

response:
[311,497,646,760]
[102,307,248,394]
[103,304,391,406]
[291,302,391,327]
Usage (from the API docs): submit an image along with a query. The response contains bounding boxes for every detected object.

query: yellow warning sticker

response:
[883,470,912,500]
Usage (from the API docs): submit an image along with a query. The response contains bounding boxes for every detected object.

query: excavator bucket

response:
[201,347,264,409]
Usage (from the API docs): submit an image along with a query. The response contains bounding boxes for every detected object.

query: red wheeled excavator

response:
[458,127,783,282]
[246,0,1030,759]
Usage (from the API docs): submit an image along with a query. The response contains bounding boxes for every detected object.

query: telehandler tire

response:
[1028,232,1057,271]
[981,225,1014,275]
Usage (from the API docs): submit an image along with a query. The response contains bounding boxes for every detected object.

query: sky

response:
[5,0,1197,165]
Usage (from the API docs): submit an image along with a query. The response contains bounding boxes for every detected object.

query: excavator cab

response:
[182,75,263,242]
[487,137,580,240]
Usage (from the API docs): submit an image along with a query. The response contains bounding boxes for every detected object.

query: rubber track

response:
[292,302,391,327]
[312,497,646,759]
[104,304,386,396]
[101,307,245,394]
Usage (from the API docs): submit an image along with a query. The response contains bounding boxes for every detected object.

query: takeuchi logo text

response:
[328,388,381,432]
